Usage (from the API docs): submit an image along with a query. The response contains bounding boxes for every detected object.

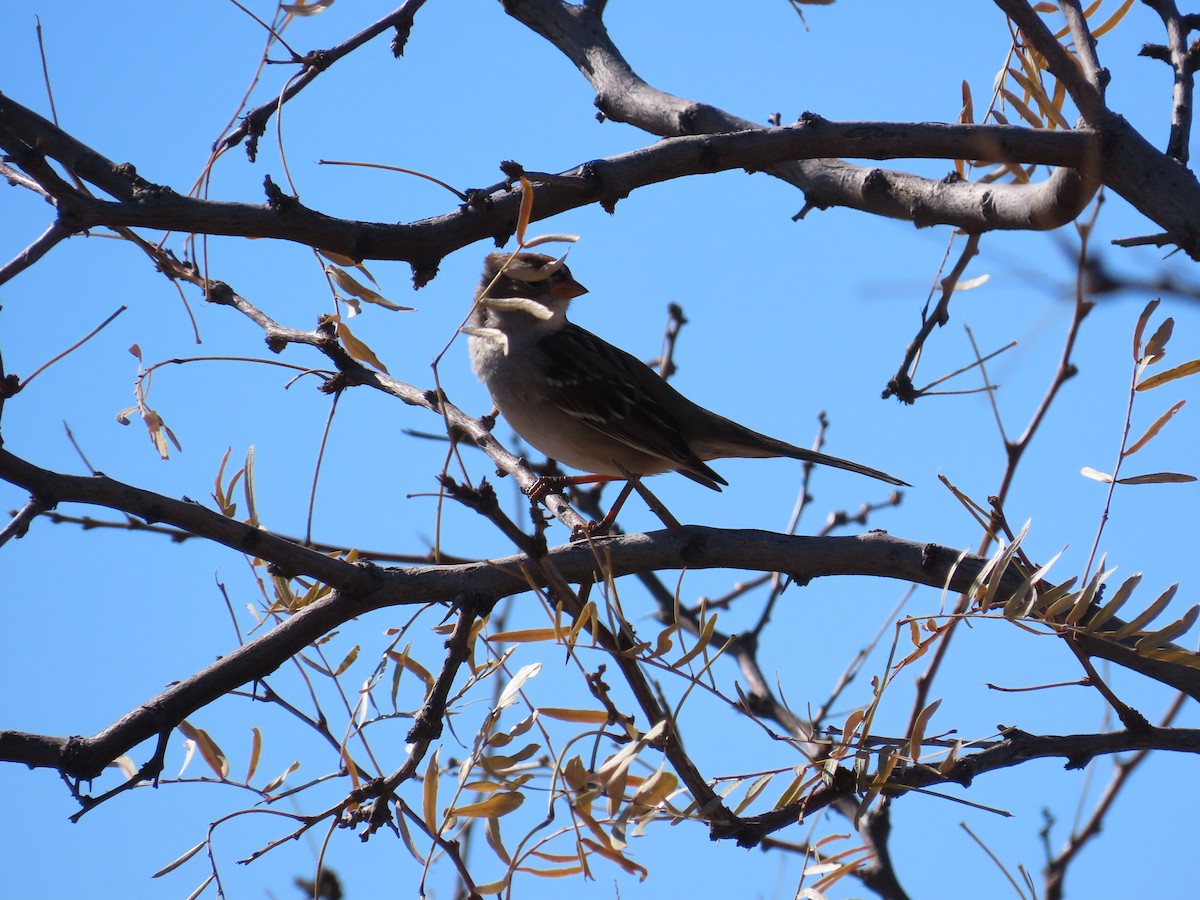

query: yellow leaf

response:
[906,698,941,762]
[1005,66,1071,129]
[325,265,413,312]
[178,721,229,778]
[958,80,974,125]
[450,791,525,818]
[487,628,558,644]
[334,645,359,676]
[423,749,440,833]
[246,727,262,784]
[674,612,717,669]
[537,707,610,724]
[1124,400,1186,456]
[1000,87,1044,129]
[516,176,534,246]
[1091,0,1135,39]
[335,320,390,373]
[1136,359,1200,391]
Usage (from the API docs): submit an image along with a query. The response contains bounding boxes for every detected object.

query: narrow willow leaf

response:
[335,319,390,373]
[673,613,717,669]
[178,721,230,778]
[487,628,558,644]
[734,772,775,816]
[959,79,974,125]
[1133,299,1162,360]
[1116,472,1197,485]
[387,650,435,696]
[1091,0,1135,39]
[485,815,511,865]
[1136,359,1200,391]
[1028,576,1079,616]
[980,522,1028,612]
[261,760,300,794]
[497,663,541,710]
[1066,566,1117,626]
[1135,604,1199,650]
[537,707,609,724]
[246,726,262,784]
[184,875,216,900]
[906,698,942,762]
[630,766,678,808]
[325,265,414,311]
[522,233,580,248]
[1144,316,1175,363]
[1125,400,1186,456]
[1003,547,1065,618]
[516,176,534,245]
[1000,87,1044,128]
[450,791,525,818]
[1040,586,1085,621]
[1085,572,1142,632]
[152,841,207,877]
[423,748,440,833]
[953,273,991,291]
[1112,583,1179,640]
[333,645,359,676]
[1081,466,1113,483]
[1005,66,1070,128]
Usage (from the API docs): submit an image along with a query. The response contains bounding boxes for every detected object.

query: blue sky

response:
[2,2,1198,898]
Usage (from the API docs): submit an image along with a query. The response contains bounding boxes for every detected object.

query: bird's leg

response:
[527,472,620,501]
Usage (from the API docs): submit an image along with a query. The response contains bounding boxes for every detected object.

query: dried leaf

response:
[537,707,610,724]
[152,841,207,878]
[178,721,230,778]
[335,319,390,373]
[261,760,300,794]
[673,612,717,668]
[516,176,534,246]
[1000,87,1044,128]
[423,749,440,833]
[1112,583,1179,640]
[1133,299,1162,360]
[497,663,541,710]
[325,265,414,312]
[1144,317,1174,363]
[958,80,974,125]
[450,791,525,818]
[906,699,942,762]
[1136,604,1199,650]
[1005,66,1071,128]
[953,273,991,291]
[1116,472,1197,485]
[1136,359,1200,391]
[333,645,359,676]
[246,727,262,784]
[1081,466,1113,483]
[1085,572,1142,632]
[1091,0,1135,39]
[1124,400,1186,456]
[487,628,558,644]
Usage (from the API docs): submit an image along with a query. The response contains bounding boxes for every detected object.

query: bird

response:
[466,250,907,502]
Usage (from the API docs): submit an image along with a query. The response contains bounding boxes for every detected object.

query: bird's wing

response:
[534,323,726,487]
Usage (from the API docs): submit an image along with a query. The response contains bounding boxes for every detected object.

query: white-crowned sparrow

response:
[467,251,907,492]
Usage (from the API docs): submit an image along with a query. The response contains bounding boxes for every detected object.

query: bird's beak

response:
[551,278,588,300]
